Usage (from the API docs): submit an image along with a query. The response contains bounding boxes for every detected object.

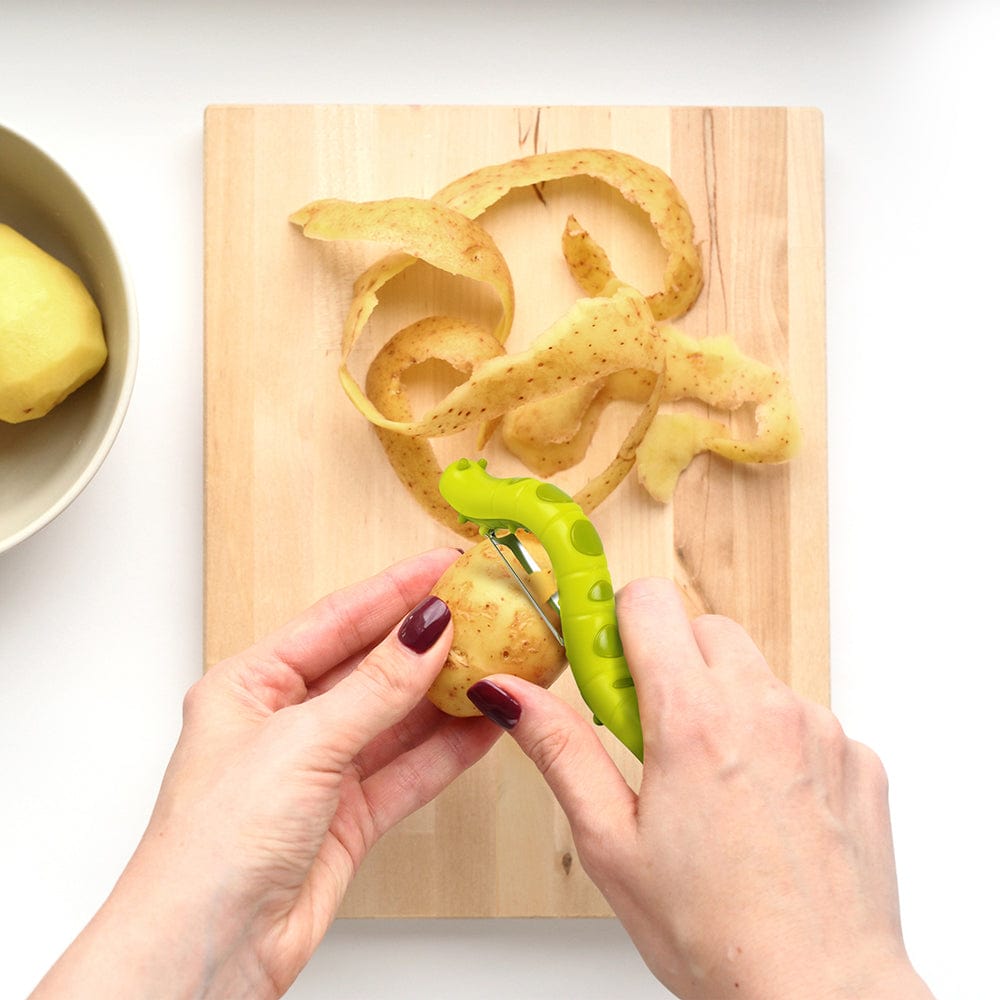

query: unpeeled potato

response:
[427,533,566,717]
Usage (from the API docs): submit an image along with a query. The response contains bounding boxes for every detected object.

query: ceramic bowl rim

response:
[0,123,139,554]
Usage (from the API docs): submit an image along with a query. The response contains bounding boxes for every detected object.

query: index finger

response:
[246,547,461,683]
[616,577,709,744]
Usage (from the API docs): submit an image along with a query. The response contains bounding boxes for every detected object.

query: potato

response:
[427,533,566,717]
[0,224,107,423]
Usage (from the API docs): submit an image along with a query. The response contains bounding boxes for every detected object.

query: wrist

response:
[696,931,932,1000]
[31,842,277,1000]
[849,960,935,1000]
[762,949,934,1000]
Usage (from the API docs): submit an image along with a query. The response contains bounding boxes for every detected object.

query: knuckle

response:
[678,688,728,741]
[651,684,729,759]
[616,577,674,621]
[522,722,579,778]
[354,649,411,707]
[691,611,733,632]
[751,682,817,759]
[181,674,210,721]
[812,703,848,748]
[694,613,767,671]
[759,677,806,726]
[851,739,890,792]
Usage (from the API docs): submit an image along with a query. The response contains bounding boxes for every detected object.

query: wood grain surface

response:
[203,104,828,917]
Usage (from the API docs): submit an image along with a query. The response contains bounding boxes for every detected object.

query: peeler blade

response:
[486,530,564,646]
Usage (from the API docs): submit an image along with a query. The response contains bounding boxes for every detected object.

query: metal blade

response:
[486,531,564,646]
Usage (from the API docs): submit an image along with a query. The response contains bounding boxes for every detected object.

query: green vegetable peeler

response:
[439,457,643,761]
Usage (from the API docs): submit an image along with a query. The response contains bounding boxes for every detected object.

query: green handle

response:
[439,458,643,761]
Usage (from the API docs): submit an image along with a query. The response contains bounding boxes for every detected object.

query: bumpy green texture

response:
[439,458,643,760]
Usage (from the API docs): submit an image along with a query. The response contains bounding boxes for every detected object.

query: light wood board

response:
[204,104,828,917]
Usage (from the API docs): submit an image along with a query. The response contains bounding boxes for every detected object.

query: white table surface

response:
[3,2,998,997]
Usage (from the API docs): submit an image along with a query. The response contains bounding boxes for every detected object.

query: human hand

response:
[32,548,500,1000]
[467,578,934,999]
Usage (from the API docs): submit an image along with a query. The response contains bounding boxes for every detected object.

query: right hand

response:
[467,577,934,999]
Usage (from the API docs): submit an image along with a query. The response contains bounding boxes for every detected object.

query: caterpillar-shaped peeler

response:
[439,457,643,761]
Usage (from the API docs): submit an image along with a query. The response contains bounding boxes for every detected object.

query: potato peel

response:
[290,196,516,348]
[290,148,800,533]
[561,214,619,299]
[365,315,506,538]
[432,149,703,320]
[343,284,664,437]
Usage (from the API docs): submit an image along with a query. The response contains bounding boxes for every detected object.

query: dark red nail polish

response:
[467,679,522,730]
[398,596,451,653]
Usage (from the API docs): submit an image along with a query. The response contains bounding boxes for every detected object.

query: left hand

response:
[31,547,499,1000]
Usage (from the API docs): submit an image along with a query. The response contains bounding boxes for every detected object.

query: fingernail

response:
[398,596,451,653]
[467,679,522,730]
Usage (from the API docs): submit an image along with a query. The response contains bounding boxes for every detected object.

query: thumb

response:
[467,675,636,842]
[306,595,453,761]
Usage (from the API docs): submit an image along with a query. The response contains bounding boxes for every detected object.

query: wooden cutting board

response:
[203,104,828,918]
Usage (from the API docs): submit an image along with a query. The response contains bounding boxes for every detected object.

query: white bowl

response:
[0,124,138,554]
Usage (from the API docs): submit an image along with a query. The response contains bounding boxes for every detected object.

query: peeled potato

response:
[0,224,107,423]
[427,534,566,717]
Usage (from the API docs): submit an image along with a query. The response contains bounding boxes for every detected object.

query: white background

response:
[3,2,998,997]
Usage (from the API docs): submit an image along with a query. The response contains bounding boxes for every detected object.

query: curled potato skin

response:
[432,149,703,320]
[365,317,505,538]
[291,147,800,537]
